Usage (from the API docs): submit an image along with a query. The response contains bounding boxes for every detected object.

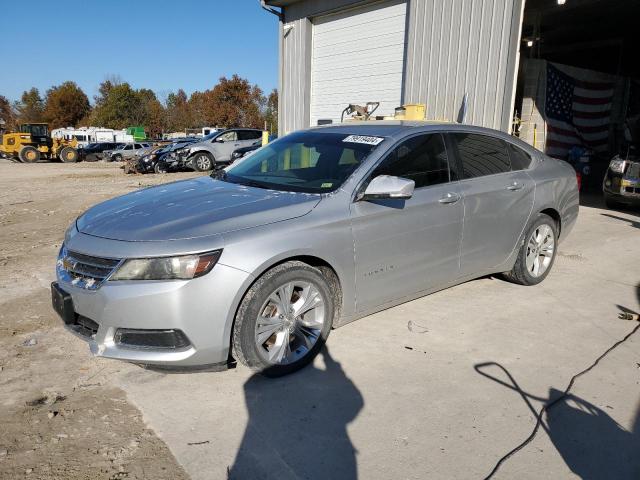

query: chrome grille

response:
[57,246,121,290]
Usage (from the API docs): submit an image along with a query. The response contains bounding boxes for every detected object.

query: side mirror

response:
[215,137,225,143]
[360,175,415,201]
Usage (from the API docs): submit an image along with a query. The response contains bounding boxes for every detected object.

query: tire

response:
[154,162,167,174]
[192,152,214,172]
[503,213,558,286]
[232,261,335,377]
[109,154,122,163]
[19,146,40,163]
[59,146,78,163]
[604,195,621,210]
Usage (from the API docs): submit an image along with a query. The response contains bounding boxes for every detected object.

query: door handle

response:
[506,182,524,191]
[439,192,460,204]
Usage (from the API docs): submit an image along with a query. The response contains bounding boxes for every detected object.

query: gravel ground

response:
[0,160,198,480]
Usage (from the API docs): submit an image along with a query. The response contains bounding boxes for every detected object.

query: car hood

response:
[76,177,321,241]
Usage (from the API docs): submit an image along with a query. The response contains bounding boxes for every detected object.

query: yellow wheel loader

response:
[0,123,79,163]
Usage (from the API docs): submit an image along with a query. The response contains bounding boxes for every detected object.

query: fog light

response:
[114,328,191,349]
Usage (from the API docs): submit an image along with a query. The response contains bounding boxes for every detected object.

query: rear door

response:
[447,133,534,277]
[238,130,262,148]
[350,133,463,310]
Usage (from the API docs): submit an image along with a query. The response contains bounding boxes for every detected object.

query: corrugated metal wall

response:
[280,17,312,135]
[277,0,524,134]
[404,0,524,131]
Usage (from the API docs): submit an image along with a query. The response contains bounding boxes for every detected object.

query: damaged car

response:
[52,122,579,376]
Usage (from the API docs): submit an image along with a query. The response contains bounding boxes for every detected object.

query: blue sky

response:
[0,0,279,103]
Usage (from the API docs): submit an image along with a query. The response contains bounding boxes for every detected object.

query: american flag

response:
[544,63,614,158]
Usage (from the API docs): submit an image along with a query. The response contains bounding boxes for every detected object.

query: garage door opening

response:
[513,0,640,193]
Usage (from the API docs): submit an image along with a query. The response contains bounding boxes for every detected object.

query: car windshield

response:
[222,131,382,193]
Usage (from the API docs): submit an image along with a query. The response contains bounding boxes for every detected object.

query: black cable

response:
[483,320,640,480]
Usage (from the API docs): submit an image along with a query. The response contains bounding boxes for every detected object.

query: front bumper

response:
[603,175,640,204]
[56,262,253,367]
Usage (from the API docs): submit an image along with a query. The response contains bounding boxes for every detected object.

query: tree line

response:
[0,75,278,137]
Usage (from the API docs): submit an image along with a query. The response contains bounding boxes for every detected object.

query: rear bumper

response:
[56,263,253,367]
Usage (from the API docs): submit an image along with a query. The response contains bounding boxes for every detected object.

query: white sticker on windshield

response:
[342,135,384,146]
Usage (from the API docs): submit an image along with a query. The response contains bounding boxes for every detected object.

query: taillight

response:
[576,171,582,191]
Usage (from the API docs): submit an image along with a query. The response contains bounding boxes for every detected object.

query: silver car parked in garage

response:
[52,122,579,376]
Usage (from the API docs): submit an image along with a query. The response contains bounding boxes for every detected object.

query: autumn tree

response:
[165,89,192,131]
[15,88,45,123]
[264,89,278,134]
[0,95,16,131]
[200,75,265,128]
[43,81,91,128]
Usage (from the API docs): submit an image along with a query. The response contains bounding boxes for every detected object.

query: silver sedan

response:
[52,122,579,376]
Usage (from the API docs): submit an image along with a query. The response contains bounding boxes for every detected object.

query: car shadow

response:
[228,346,364,480]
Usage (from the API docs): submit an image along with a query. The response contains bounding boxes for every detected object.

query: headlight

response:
[110,250,222,281]
[609,159,626,174]
[231,151,241,160]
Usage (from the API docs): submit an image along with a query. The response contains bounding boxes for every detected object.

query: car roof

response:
[304,120,540,154]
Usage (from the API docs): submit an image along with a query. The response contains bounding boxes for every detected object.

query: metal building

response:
[264,0,525,136]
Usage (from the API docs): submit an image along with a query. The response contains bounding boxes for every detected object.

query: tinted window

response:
[372,133,453,188]
[451,133,511,178]
[507,143,532,170]
[238,130,262,140]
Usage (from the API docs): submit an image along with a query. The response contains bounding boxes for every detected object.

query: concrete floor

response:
[113,203,640,480]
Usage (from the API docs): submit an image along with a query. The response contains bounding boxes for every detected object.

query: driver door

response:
[350,133,463,311]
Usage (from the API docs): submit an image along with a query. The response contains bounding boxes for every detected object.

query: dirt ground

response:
[0,160,198,480]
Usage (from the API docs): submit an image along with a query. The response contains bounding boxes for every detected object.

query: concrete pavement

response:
[116,203,640,479]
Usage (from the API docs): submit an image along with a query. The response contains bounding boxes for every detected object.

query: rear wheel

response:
[19,146,40,163]
[192,152,214,171]
[232,261,334,377]
[503,213,557,286]
[59,146,78,163]
[111,154,122,162]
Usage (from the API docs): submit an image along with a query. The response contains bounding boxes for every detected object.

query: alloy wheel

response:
[525,223,555,278]
[196,155,211,171]
[254,281,326,365]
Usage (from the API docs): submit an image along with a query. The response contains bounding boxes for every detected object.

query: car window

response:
[217,131,237,142]
[134,144,142,149]
[123,145,132,151]
[507,143,532,170]
[238,130,262,140]
[371,133,453,188]
[450,133,511,178]
[225,131,379,193]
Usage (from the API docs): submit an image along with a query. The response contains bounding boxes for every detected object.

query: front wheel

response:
[232,261,334,377]
[192,152,214,171]
[503,213,558,286]
[154,162,167,174]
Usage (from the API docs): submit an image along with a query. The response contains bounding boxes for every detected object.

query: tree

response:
[90,82,143,129]
[43,81,91,128]
[15,88,44,123]
[264,89,278,134]
[0,95,16,131]
[198,75,265,128]
[165,89,192,131]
